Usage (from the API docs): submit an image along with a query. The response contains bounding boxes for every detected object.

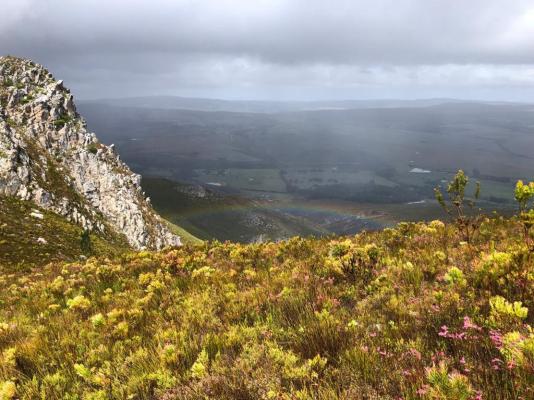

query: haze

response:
[2,0,534,101]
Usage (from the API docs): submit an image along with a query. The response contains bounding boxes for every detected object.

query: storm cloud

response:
[2,0,534,100]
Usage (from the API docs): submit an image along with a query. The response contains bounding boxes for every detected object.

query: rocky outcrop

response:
[0,56,180,249]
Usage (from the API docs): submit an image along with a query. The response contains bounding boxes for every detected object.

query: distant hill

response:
[79,95,512,114]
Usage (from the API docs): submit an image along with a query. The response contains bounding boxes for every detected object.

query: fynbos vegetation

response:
[0,181,533,399]
[434,170,481,244]
[514,180,534,251]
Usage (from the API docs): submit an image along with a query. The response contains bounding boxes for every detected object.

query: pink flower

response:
[416,385,429,396]
[472,391,483,400]
[463,316,482,331]
[431,351,445,362]
[438,325,449,337]
[489,330,503,348]
[409,348,422,360]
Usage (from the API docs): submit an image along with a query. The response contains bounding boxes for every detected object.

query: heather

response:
[0,212,533,399]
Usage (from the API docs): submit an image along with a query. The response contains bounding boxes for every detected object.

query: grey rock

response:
[0,56,180,249]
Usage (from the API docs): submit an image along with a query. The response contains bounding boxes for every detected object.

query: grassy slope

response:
[163,219,204,246]
[0,217,532,399]
[0,196,130,269]
[142,177,325,242]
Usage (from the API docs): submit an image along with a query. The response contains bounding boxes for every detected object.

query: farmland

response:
[80,100,532,241]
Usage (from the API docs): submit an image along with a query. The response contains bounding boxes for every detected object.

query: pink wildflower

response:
[489,330,503,348]
[416,385,429,396]
[463,316,482,331]
[409,348,422,360]
[438,325,449,337]
[377,347,388,356]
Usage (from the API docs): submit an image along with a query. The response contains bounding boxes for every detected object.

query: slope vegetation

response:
[0,217,532,399]
[0,196,129,268]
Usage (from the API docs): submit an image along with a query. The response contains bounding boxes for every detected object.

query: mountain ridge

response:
[81,95,530,114]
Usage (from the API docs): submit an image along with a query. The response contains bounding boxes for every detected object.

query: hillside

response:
[0,196,129,267]
[0,214,532,399]
[141,177,328,242]
[80,96,482,113]
[0,56,180,250]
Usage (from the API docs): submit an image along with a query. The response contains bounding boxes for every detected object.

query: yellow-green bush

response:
[0,216,533,399]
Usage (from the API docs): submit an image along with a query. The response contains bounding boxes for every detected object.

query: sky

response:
[2,0,534,101]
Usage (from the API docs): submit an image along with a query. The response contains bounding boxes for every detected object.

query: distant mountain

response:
[0,56,181,252]
[79,95,505,114]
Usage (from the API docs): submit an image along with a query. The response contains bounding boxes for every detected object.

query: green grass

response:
[0,196,130,270]
[284,168,398,190]
[142,177,325,243]
[163,219,204,246]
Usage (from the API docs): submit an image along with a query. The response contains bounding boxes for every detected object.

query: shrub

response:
[0,381,16,400]
[90,313,105,328]
[0,208,532,398]
[190,350,208,379]
[80,229,93,254]
[488,295,528,327]
[87,143,99,155]
[426,362,473,400]
[499,332,534,368]
[434,170,480,243]
[514,180,534,249]
[444,266,466,287]
[67,295,91,311]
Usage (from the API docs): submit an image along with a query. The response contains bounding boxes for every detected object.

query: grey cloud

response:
[1,0,534,100]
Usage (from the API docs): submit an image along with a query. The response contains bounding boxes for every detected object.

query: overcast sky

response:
[2,0,534,101]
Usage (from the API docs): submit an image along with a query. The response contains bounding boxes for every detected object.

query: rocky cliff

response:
[0,56,180,249]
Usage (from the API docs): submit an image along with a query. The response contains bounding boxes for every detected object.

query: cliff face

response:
[0,56,180,249]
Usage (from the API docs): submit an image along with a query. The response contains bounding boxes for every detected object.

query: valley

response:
[80,99,530,241]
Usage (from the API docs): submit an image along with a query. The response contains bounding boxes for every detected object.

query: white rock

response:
[30,211,44,219]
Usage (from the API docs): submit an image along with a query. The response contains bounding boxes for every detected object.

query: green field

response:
[194,168,287,193]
